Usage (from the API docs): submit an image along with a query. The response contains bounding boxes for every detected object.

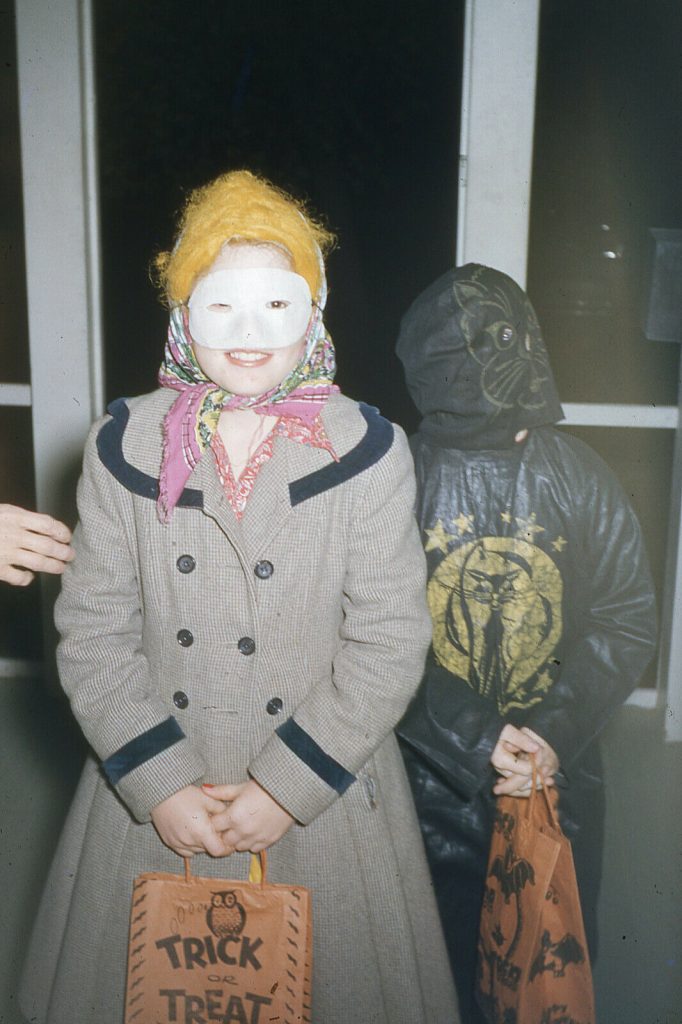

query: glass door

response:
[527,0,682,732]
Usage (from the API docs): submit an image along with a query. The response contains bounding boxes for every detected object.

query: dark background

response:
[95,0,463,426]
[529,0,682,406]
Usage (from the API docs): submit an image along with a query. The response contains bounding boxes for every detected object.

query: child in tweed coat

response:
[19,171,459,1024]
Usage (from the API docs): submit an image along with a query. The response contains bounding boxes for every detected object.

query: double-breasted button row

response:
[177,630,256,655]
[179,554,272,580]
[175,691,280,715]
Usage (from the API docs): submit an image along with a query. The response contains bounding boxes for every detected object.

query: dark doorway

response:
[95,1,464,431]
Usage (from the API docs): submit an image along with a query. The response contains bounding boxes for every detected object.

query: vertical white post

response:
[457,0,540,287]
[15,0,104,520]
[658,377,682,740]
[15,0,104,672]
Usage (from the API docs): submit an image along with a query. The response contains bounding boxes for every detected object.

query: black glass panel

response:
[94,0,464,432]
[0,407,42,660]
[528,0,682,405]
[0,3,30,383]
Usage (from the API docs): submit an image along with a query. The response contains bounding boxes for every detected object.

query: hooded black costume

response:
[396,265,657,1022]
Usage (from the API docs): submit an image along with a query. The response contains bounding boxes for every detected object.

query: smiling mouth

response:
[225,350,272,366]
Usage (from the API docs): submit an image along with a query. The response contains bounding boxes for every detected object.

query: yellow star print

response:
[500,511,512,524]
[552,536,567,552]
[453,512,475,535]
[536,669,554,689]
[515,513,545,540]
[424,519,457,553]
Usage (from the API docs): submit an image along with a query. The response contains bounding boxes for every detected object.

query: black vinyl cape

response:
[395,265,657,1016]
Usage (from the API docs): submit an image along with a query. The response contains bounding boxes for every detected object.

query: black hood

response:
[396,264,563,449]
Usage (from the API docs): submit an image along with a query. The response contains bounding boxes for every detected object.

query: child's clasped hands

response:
[150,780,295,859]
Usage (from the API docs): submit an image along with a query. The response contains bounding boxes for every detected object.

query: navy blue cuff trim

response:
[276,718,356,794]
[289,403,394,506]
[102,716,185,786]
[96,398,203,508]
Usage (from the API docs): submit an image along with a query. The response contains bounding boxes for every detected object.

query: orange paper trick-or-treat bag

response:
[125,852,312,1024]
[476,759,596,1024]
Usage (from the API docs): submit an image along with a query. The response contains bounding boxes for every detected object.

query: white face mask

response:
[188,267,313,350]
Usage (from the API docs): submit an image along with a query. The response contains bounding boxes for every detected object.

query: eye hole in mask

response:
[188,268,313,350]
[206,299,292,312]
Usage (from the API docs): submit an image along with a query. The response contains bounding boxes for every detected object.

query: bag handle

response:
[182,850,267,885]
[526,753,561,829]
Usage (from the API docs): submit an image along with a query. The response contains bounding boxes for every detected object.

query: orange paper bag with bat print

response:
[476,759,595,1024]
[125,852,312,1024]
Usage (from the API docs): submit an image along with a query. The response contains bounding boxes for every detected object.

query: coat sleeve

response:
[396,662,504,801]
[248,425,433,824]
[55,420,207,823]
[521,454,657,775]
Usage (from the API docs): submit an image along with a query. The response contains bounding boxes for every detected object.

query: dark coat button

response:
[173,690,189,709]
[254,560,274,579]
[177,629,194,647]
[177,554,196,574]
[237,636,256,656]
[266,697,283,715]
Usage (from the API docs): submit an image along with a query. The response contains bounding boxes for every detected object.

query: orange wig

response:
[154,170,335,305]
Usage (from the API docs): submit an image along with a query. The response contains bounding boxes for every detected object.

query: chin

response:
[220,376,279,396]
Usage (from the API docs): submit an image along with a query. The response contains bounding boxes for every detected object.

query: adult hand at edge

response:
[0,503,74,585]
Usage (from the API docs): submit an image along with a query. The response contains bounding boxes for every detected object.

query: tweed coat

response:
[19,388,459,1024]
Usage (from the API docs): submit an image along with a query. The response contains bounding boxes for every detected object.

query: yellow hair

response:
[154,170,335,304]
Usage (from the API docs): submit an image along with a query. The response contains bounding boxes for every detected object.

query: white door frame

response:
[0,0,104,677]
[457,0,540,288]
[14,0,105,498]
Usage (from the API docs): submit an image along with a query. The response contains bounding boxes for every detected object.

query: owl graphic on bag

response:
[207,890,247,938]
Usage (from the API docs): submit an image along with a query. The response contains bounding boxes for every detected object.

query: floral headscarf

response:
[157,260,338,521]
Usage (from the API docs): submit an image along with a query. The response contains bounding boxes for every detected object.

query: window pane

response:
[0,2,30,384]
[0,407,42,660]
[94,0,464,429]
[528,0,682,405]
